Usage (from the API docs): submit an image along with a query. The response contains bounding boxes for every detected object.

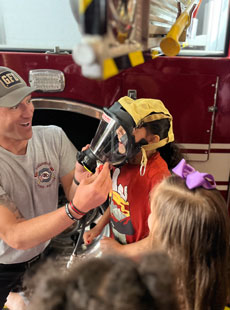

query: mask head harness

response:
[77,96,174,174]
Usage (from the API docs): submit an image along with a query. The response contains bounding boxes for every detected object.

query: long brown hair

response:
[149,175,230,310]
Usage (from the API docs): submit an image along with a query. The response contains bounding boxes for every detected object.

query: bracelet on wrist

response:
[73,176,80,186]
[69,200,87,216]
[65,203,79,221]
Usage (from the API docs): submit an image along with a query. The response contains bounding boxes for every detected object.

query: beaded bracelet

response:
[65,203,79,221]
[69,200,87,216]
[73,176,80,186]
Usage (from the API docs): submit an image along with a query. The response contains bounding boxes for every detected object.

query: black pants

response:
[0,254,43,309]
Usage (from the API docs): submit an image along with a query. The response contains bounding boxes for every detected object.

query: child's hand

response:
[100,236,123,254]
[83,225,101,245]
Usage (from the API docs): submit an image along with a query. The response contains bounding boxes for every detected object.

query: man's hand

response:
[72,162,112,213]
[100,236,123,254]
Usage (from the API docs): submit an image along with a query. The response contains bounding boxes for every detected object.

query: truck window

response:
[180,0,229,56]
[0,0,82,51]
[0,0,229,56]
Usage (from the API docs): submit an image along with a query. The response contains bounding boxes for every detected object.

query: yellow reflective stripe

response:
[128,51,144,67]
[103,58,119,80]
[102,51,147,80]
[79,0,93,14]
[83,165,93,174]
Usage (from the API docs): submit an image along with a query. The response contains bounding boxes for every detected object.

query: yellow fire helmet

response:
[118,96,174,175]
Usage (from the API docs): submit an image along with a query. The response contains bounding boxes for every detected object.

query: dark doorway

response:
[32,109,100,150]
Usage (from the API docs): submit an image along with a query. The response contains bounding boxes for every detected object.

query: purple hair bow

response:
[172,159,216,190]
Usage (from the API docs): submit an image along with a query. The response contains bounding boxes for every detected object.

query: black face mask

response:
[77,101,147,172]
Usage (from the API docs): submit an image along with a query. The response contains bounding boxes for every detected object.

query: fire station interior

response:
[0,0,230,309]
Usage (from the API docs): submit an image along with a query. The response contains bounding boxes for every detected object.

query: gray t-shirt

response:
[0,125,77,263]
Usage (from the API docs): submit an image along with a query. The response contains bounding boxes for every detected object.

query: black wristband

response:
[65,203,79,221]
[69,201,87,216]
[73,176,80,186]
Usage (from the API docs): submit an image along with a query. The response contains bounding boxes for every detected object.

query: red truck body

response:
[0,48,229,205]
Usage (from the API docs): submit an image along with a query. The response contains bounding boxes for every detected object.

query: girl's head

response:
[148,160,230,309]
[118,96,174,149]
[117,96,180,171]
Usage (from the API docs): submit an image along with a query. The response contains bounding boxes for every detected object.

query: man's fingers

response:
[93,163,112,188]
[81,144,90,151]
[82,163,111,187]
[74,162,112,212]
[81,169,99,185]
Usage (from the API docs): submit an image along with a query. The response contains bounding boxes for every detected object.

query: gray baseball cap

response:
[0,66,37,108]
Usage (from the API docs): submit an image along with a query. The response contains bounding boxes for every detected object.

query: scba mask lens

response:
[91,112,130,164]
[77,112,131,172]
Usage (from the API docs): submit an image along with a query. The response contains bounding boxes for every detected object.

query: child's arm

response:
[100,236,150,258]
[83,207,110,244]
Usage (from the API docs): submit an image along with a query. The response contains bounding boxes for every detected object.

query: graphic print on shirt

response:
[34,162,56,188]
[110,168,134,244]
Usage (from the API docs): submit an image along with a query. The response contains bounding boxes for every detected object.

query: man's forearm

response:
[3,206,75,250]
[68,180,78,201]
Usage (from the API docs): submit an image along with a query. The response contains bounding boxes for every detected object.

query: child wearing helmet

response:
[83,96,183,255]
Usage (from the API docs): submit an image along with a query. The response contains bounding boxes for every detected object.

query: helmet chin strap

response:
[140,148,148,176]
[140,137,172,176]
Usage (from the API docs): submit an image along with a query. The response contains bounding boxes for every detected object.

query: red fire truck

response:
[0,0,229,210]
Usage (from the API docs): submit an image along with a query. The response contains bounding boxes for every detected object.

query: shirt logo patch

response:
[34,162,56,188]
[0,71,21,88]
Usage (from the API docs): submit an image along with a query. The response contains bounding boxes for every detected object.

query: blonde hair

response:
[149,175,230,310]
